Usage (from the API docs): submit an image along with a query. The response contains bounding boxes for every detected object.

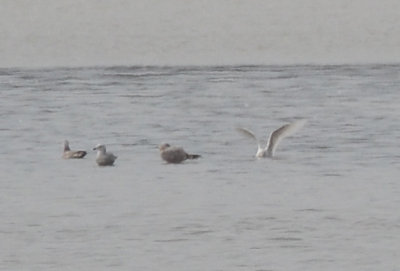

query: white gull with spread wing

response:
[237,119,306,158]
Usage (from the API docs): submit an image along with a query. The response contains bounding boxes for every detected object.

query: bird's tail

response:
[187,154,201,159]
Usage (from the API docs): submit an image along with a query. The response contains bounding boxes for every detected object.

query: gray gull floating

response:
[93,144,117,166]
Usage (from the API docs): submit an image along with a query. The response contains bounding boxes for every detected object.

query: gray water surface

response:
[1,65,399,270]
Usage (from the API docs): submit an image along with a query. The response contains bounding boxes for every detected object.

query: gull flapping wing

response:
[237,119,306,158]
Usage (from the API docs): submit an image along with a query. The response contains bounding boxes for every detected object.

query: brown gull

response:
[159,143,201,164]
[62,140,87,159]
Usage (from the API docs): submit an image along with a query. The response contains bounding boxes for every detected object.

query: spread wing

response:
[236,127,261,149]
[265,119,306,156]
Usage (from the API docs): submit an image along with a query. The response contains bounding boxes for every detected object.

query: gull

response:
[93,144,117,166]
[159,143,201,164]
[62,140,87,159]
[237,119,306,158]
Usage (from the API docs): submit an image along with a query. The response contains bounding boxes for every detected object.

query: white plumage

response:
[237,119,306,158]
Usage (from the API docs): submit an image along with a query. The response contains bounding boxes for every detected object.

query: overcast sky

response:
[1,0,399,68]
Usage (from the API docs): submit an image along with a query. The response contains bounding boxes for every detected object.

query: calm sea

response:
[0,65,399,270]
